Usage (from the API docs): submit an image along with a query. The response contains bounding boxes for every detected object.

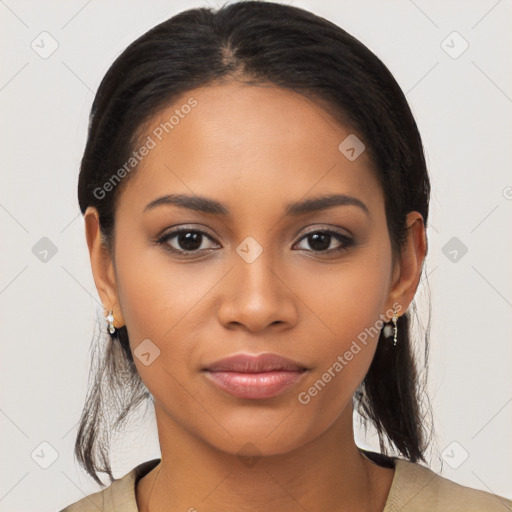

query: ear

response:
[385,211,427,319]
[84,206,125,328]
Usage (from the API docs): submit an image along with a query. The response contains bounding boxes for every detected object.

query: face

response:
[88,81,415,457]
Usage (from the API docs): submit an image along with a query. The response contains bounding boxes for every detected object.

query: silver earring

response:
[383,307,399,346]
[106,310,115,334]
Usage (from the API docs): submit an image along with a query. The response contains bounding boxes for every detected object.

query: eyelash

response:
[155,226,355,257]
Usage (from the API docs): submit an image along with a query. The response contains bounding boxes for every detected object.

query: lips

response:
[204,353,307,373]
[202,353,308,400]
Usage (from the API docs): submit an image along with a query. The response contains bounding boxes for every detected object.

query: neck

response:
[137,403,394,512]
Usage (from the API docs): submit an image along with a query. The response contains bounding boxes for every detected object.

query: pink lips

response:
[202,353,308,399]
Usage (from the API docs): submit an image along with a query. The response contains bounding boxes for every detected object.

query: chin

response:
[194,412,321,459]
[208,433,308,461]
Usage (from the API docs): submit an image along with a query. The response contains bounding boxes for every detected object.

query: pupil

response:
[309,233,330,251]
[179,232,201,251]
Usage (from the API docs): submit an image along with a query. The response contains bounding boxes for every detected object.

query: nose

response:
[217,248,298,333]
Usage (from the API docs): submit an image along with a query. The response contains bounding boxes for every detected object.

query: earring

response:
[383,307,399,346]
[391,308,398,346]
[106,310,115,334]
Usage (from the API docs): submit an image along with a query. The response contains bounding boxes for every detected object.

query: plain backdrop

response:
[1,1,511,510]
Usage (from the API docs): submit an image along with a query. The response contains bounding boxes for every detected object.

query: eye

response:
[293,230,354,253]
[156,228,220,254]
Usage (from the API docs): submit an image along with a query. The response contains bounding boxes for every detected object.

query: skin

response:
[85,81,426,511]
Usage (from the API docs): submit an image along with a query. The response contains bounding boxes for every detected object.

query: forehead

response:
[117,81,383,216]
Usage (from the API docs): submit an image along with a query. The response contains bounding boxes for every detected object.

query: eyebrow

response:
[144,193,370,217]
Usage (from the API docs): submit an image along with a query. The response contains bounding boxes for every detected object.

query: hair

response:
[76,0,433,486]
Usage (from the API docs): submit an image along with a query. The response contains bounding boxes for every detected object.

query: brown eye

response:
[173,231,204,251]
[157,229,219,254]
[294,230,354,253]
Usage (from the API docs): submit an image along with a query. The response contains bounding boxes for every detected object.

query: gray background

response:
[1,0,511,510]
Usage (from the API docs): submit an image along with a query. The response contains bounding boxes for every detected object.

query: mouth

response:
[202,353,309,400]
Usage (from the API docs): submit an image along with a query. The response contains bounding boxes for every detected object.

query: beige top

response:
[59,450,511,511]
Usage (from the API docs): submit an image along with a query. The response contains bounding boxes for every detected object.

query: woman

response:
[60,1,511,511]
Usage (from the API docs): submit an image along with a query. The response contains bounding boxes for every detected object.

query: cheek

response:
[114,232,212,340]
[294,295,384,429]
[294,244,392,405]
[297,251,390,352]
[114,256,199,417]
[112,237,219,395]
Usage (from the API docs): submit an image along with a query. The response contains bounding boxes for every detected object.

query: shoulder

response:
[386,457,512,512]
[58,459,161,512]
